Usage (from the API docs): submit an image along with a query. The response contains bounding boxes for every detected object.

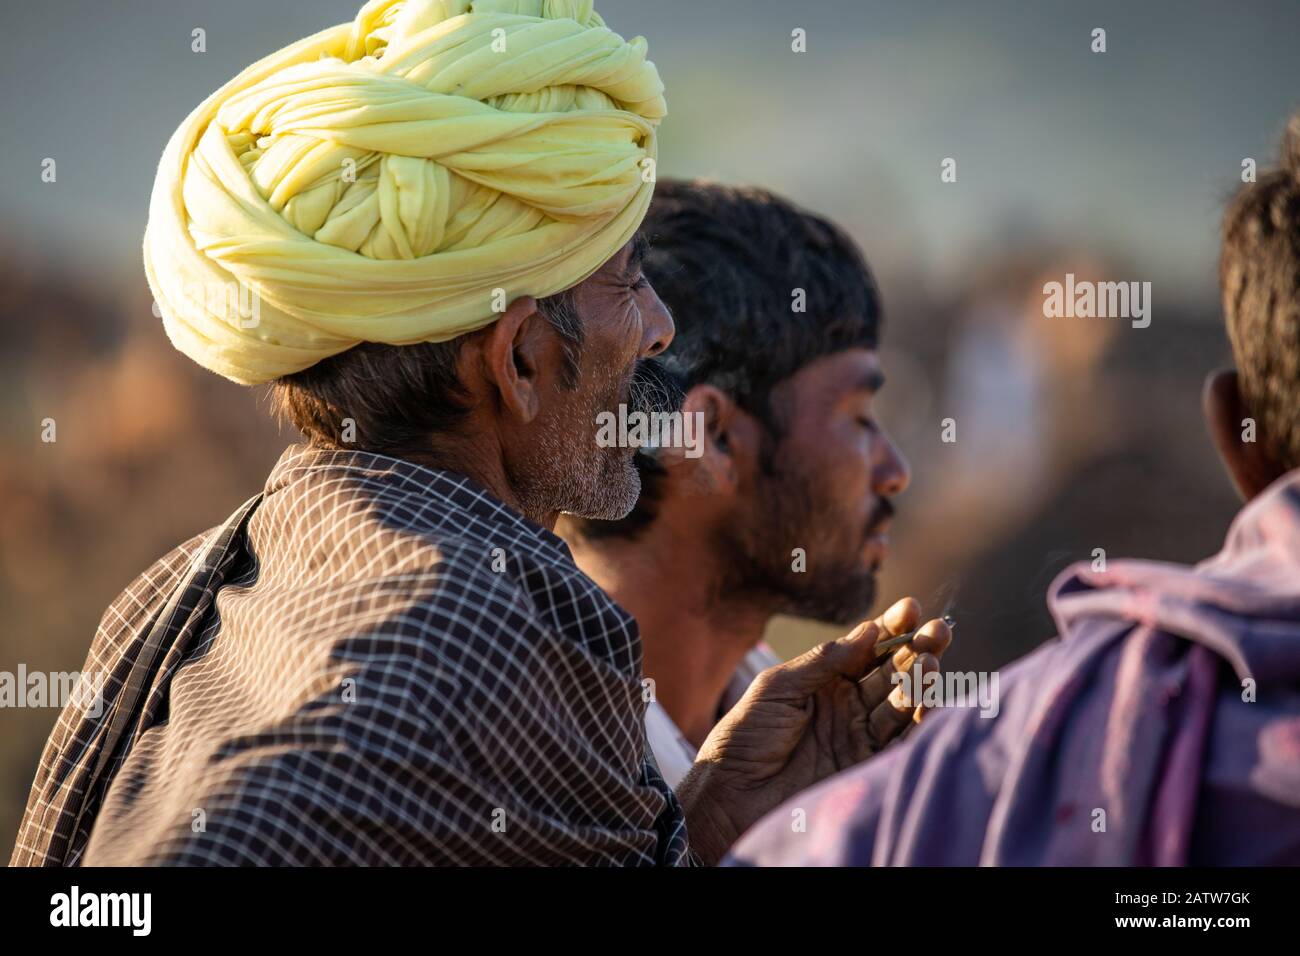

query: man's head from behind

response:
[564,180,909,626]
[1209,113,1300,500]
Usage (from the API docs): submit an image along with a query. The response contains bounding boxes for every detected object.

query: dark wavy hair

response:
[1221,113,1300,471]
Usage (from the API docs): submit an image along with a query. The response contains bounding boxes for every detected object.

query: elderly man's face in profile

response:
[511,237,675,522]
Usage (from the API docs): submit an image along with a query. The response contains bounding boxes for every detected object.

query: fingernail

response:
[889,683,914,709]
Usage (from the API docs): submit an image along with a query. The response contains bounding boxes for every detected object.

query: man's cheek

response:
[822,465,874,535]
[800,443,860,508]
[618,305,647,362]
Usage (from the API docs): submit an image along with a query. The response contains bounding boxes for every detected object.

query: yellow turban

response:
[144,0,665,384]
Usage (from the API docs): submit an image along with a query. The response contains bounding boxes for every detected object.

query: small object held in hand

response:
[874,614,956,658]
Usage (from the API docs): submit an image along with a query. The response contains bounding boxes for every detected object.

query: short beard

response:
[515,360,676,523]
[719,444,883,627]
[782,556,880,627]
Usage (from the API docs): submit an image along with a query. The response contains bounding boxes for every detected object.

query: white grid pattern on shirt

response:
[10,445,688,867]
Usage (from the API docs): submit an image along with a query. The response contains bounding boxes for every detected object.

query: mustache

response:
[625,359,686,417]
[865,496,895,537]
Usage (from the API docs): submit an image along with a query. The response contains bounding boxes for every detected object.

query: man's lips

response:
[863,512,892,566]
[867,512,892,535]
[864,530,890,566]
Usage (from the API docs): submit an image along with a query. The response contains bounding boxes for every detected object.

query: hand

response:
[676,597,953,864]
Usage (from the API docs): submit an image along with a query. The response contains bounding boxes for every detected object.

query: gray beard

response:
[561,449,642,521]
[514,359,666,523]
[512,406,642,523]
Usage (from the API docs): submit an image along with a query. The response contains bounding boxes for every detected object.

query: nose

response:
[873,430,911,498]
[639,280,675,358]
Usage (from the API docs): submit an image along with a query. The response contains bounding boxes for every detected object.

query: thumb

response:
[762,621,881,698]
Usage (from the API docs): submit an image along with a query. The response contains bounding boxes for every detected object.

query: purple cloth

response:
[729,471,1300,866]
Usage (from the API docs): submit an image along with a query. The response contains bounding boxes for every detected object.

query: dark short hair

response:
[572,179,882,540]
[1221,113,1300,472]
[270,289,580,456]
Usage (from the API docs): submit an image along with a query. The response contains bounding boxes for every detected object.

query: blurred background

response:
[3,0,1299,850]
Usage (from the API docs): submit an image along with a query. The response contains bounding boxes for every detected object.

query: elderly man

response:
[561,180,952,788]
[11,0,942,867]
[729,117,1300,866]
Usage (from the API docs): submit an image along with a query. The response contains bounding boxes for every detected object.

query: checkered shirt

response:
[10,445,689,866]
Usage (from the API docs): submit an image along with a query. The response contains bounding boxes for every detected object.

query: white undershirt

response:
[645,644,783,790]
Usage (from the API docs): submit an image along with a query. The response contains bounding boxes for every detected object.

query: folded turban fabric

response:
[144,0,666,384]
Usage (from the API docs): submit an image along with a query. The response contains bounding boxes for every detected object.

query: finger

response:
[763,621,881,697]
[908,616,954,659]
[859,615,953,706]
[863,613,956,702]
[765,601,933,701]
[873,596,921,642]
[867,651,939,749]
[831,681,864,770]
[847,681,878,764]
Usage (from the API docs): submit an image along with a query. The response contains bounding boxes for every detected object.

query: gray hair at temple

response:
[267,290,581,457]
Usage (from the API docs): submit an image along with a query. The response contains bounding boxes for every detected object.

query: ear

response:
[478,295,550,424]
[1203,368,1285,502]
[661,384,755,496]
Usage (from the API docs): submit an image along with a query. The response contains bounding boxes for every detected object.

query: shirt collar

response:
[263,443,574,564]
